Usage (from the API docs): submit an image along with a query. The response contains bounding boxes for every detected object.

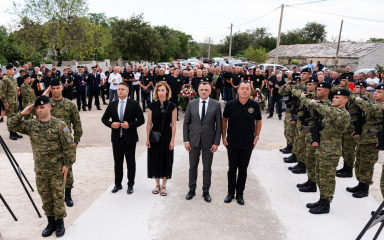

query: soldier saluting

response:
[7,95,76,237]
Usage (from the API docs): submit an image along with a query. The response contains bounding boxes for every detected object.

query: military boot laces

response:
[65,188,74,207]
[352,183,369,198]
[55,218,65,237]
[42,216,56,237]
[309,198,330,214]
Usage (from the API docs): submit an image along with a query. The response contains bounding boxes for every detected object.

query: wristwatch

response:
[255,136,259,139]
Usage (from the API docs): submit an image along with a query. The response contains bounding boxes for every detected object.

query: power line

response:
[286,0,326,7]
[234,6,281,27]
[288,6,384,23]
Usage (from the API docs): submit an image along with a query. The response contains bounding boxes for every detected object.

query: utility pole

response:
[274,4,284,65]
[229,23,233,58]
[335,20,343,70]
[208,37,211,59]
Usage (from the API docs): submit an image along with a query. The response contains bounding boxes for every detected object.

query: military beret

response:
[375,84,384,90]
[6,64,14,69]
[35,96,50,107]
[23,74,30,79]
[354,81,367,88]
[50,78,62,86]
[334,89,350,97]
[308,77,319,83]
[317,82,331,89]
[293,76,301,81]
[301,67,312,73]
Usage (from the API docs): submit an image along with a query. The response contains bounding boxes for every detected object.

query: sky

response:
[1,0,384,45]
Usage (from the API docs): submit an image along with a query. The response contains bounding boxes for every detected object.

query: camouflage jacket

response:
[50,97,83,143]
[7,113,76,175]
[0,75,18,104]
[354,98,384,144]
[21,83,35,110]
[302,98,351,156]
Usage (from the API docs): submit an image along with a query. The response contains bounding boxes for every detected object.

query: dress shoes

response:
[202,192,211,202]
[111,185,122,193]
[236,195,244,205]
[103,102,108,105]
[97,108,102,110]
[127,186,134,194]
[185,190,196,200]
[224,194,234,203]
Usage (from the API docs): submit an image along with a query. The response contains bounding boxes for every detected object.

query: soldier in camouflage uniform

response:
[7,95,76,237]
[337,82,368,178]
[43,78,83,207]
[346,84,384,198]
[0,64,23,140]
[302,89,351,214]
[20,74,36,110]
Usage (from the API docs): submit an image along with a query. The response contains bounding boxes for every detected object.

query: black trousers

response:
[269,96,283,117]
[227,147,253,196]
[189,145,213,192]
[131,85,140,102]
[99,85,107,103]
[88,90,100,109]
[112,140,136,187]
[76,91,87,110]
[105,83,110,99]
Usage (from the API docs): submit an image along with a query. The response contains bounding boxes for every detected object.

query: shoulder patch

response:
[63,126,68,132]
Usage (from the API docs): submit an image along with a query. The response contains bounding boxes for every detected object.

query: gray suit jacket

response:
[183,98,222,148]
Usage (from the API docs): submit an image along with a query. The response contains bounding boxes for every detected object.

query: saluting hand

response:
[42,86,51,97]
[62,166,69,180]
[111,122,121,129]
[21,103,34,115]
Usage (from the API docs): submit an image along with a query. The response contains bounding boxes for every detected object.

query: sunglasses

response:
[160,105,165,113]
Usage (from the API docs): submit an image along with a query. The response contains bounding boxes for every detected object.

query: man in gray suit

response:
[183,81,222,202]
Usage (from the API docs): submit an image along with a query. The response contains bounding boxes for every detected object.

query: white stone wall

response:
[358,45,384,69]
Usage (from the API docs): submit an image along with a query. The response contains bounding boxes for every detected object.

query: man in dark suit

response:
[101,82,145,194]
[87,66,101,110]
[183,81,222,202]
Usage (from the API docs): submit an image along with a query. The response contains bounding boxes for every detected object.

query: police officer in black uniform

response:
[74,66,87,111]
[61,68,74,100]
[87,66,101,110]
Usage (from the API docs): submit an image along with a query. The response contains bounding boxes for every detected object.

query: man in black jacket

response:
[87,66,101,110]
[101,82,145,194]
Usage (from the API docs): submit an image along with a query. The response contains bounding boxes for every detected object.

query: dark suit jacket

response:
[87,73,101,92]
[101,99,145,145]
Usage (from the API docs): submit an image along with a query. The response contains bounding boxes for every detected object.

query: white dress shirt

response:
[199,97,210,120]
[108,72,122,90]
[366,77,380,91]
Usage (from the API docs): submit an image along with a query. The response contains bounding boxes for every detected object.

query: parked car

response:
[226,59,242,67]
[259,64,291,73]
[233,62,256,69]
[187,58,200,66]
[355,68,377,74]
[211,57,226,66]
[200,57,209,63]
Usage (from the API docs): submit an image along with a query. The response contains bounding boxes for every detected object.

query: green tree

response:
[368,38,384,42]
[375,64,384,73]
[301,22,327,43]
[280,29,304,45]
[0,26,20,65]
[244,46,269,63]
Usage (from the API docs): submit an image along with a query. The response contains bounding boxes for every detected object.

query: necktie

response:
[201,101,206,122]
[119,101,124,136]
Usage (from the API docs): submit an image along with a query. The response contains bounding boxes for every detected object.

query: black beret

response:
[308,77,319,83]
[50,78,62,86]
[334,89,350,97]
[301,67,312,73]
[23,74,30,79]
[293,76,301,81]
[375,84,384,90]
[317,82,331,89]
[6,64,14,69]
[35,96,50,107]
[354,81,367,88]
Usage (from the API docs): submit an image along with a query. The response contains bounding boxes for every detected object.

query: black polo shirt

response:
[202,75,212,83]
[223,99,262,150]
[123,72,135,86]
[253,74,264,89]
[231,72,243,87]
[191,76,204,93]
[156,74,168,85]
[140,74,153,87]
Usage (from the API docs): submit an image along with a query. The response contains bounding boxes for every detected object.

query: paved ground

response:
[0,98,383,240]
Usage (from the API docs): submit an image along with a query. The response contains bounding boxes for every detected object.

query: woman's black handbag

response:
[149,102,169,142]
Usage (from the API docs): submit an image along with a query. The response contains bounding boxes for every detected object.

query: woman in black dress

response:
[146,81,177,196]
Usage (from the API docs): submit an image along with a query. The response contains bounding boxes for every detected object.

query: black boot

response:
[55,218,65,237]
[296,179,310,188]
[309,198,330,214]
[279,144,288,152]
[9,131,17,140]
[352,183,369,198]
[346,182,362,193]
[306,197,322,209]
[288,162,301,170]
[42,216,56,237]
[65,188,74,207]
[283,155,292,161]
[336,165,353,178]
[292,162,306,174]
[281,144,292,154]
[299,180,317,192]
[336,163,346,174]
[14,132,23,138]
[285,154,298,163]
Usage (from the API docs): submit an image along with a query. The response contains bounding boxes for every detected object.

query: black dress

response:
[147,100,176,179]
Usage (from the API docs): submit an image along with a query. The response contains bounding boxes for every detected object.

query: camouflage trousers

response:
[381,165,384,198]
[5,102,18,117]
[36,173,66,219]
[292,122,298,155]
[355,143,378,185]
[65,167,74,189]
[306,143,318,182]
[295,122,307,163]
[341,128,357,167]
[284,113,295,145]
[316,155,340,201]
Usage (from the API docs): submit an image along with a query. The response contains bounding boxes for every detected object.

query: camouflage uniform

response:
[278,85,295,146]
[20,83,35,110]
[0,74,18,117]
[50,97,83,189]
[7,113,76,218]
[302,97,350,201]
[292,83,307,164]
[354,98,383,185]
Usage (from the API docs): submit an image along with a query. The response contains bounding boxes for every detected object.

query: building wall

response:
[358,45,384,69]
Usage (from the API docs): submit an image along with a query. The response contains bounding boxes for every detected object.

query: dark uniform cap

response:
[293,76,301,81]
[354,81,367,88]
[92,66,97,70]
[334,89,350,97]
[308,77,319,83]
[23,74,30,79]
[317,82,331,89]
[77,66,82,69]
[375,84,384,90]
[50,78,62,86]
[6,64,14,69]
[301,67,312,73]
[35,96,50,107]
